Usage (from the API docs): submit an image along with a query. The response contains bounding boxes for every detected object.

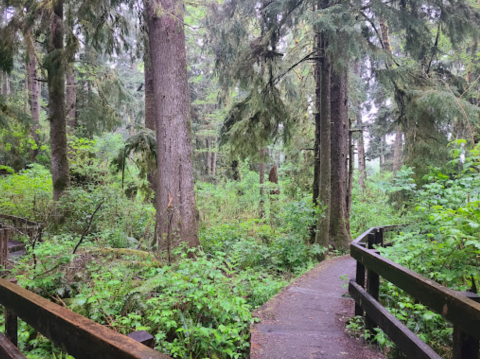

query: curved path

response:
[250,256,385,359]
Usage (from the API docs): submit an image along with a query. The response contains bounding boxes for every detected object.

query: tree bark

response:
[66,63,76,132]
[354,64,367,192]
[144,37,158,209]
[392,125,402,177]
[357,132,367,187]
[205,138,211,175]
[312,61,321,208]
[259,148,266,218]
[211,139,217,178]
[310,30,322,244]
[346,119,353,225]
[146,0,199,251]
[4,73,10,96]
[27,39,40,161]
[379,19,392,54]
[379,137,384,169]
[47,1,70,201]
[315,32,332,248]
[380,17,403,175]
[329,69,351,249]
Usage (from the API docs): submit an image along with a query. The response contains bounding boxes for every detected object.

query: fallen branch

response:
[73,201,104,254]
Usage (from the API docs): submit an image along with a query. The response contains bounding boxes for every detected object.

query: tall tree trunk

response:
[24,71,28,113]
[379,137,384,169]
[380,17,403,175]
[310,30,322,244]
[259,148,266,218]
[329,70,351,249]
[392,125,402,177]
[379,19,392,54]
[357,133,367,189]
[27,40,40,161]
[312,82,321,207]
[47,1,70,201]
[354,64,367,192]
[211,139,217,178]
[4,73,10,96]
[346,119,353,225]
[144,38,158,212]
[66,63,76,132]
[146,0,199,252]
[0,72,3,96]
[205,138,211,175]
[315,32,332,248]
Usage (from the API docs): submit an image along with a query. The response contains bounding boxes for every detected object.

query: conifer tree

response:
[146,0,200,253]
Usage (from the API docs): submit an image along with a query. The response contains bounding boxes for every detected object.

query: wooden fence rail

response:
[350,226,480,359]
[0,278,171,359]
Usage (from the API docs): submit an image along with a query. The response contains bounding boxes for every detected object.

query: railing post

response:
[355,242,366,316]
[366,233,380,335]
[5,308,18,346]
[375,228,384,247]
[0,229,4,267]
[1,229,9,267]
[453,292,480,359]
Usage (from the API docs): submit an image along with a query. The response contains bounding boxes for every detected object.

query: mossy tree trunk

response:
[66,63,76,132]
[26,34,40,161]
[315,31,332,248]
[47,0,70,201]
[146,0,200,253]
[329,69,351,249]
[144,36,158,210]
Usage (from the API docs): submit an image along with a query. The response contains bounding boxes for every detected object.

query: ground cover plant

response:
[0,161,327,359]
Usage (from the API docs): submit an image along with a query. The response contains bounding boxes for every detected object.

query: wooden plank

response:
[351,243,480,340]
[0,332,27,359]
[349,281,442,359]
[0,278,171,359]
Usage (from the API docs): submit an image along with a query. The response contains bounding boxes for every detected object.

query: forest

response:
[0,0,480,358]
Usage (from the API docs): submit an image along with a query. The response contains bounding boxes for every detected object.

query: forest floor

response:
[250,256,385,359]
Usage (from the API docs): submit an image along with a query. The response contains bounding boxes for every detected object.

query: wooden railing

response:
[0,214,43,266]
[0,278,172,359]
[350,226,480,359]
[0,229,10,267]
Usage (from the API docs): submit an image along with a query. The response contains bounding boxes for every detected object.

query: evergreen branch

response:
[269,51,316,88]
[441,79,476,146]
[360,11,399,69]
[460,73,480,99]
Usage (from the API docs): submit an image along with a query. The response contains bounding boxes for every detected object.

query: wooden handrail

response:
[350,225,480,359]
[0,214,39,228]
[0,333,26,359]
[0,278,171,359]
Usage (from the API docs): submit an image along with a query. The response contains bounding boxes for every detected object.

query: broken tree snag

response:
[268,164,280,195]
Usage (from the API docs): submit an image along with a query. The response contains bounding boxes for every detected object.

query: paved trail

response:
[250,256,385,359]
